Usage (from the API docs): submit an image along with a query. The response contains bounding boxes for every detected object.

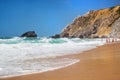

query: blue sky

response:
[0,0,120,37]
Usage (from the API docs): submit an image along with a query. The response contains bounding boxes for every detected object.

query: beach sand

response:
[1,42,120,80]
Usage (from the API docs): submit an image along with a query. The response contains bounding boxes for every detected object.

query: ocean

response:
[0,37,106,78]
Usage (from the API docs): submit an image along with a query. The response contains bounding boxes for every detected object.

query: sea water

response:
[0,37,106,78]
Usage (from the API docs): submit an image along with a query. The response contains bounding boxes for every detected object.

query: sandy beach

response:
[1,42,120,80]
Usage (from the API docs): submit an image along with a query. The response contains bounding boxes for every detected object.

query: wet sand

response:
[1,42,120,80]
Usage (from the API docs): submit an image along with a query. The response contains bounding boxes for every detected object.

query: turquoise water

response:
[0,37,106,78]
[0,37,70,44]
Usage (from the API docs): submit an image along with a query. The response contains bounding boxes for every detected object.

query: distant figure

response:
[106,38,110,43]
[106,38,116,43]
[106,38,108,43]
[112,38,115,43]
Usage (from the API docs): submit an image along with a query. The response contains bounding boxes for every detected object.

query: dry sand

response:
[1,42,120,80]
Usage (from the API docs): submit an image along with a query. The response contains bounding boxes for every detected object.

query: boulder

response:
[20,31,37,37]
[51,34,60,38]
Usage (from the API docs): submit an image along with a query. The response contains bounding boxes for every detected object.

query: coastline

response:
[1,42,120,80]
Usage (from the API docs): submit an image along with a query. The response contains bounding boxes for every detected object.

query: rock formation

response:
[60,5,120,38]
[20,31,37,37]
[110,17,120,38]
[51,34,60,38]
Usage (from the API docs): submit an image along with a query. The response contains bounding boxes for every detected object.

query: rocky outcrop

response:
[20,31,37,37]
[51,34,60,38]
[60,5,120,38]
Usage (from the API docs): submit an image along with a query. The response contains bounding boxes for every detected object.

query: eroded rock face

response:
[20,31,37,37]
[60,5,120,38]
[110,17,120,38]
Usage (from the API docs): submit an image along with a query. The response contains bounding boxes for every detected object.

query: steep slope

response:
[60,5,120,38]
[110,17,120,38]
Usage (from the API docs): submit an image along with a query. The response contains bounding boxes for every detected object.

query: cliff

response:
[60,5,120,38]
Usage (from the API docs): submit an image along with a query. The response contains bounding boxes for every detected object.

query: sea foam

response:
[0,37,106,77]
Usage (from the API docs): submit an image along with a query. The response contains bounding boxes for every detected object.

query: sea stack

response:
[20,31,37,37]
[60,5,120,38]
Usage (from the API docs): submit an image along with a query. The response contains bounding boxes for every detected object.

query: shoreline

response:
[0,59,80,79]
[1,42,120,80]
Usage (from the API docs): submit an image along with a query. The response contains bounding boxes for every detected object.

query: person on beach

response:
[106,38,116,43]
[112,38,115,43]
[106,38,110,43]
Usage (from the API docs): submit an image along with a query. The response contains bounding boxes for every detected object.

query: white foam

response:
[0,59,79,78]
[0,38,106,77]
[0,38,105,59]
[0,68,2,71]
[0,38,106,65]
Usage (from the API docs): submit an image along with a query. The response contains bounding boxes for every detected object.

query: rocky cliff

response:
[60,5,120,38]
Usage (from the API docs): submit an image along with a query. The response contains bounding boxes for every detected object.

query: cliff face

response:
[110,17,120,38]
[60,5,120,38]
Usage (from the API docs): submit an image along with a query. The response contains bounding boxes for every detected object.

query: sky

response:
[0,0,120,37]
